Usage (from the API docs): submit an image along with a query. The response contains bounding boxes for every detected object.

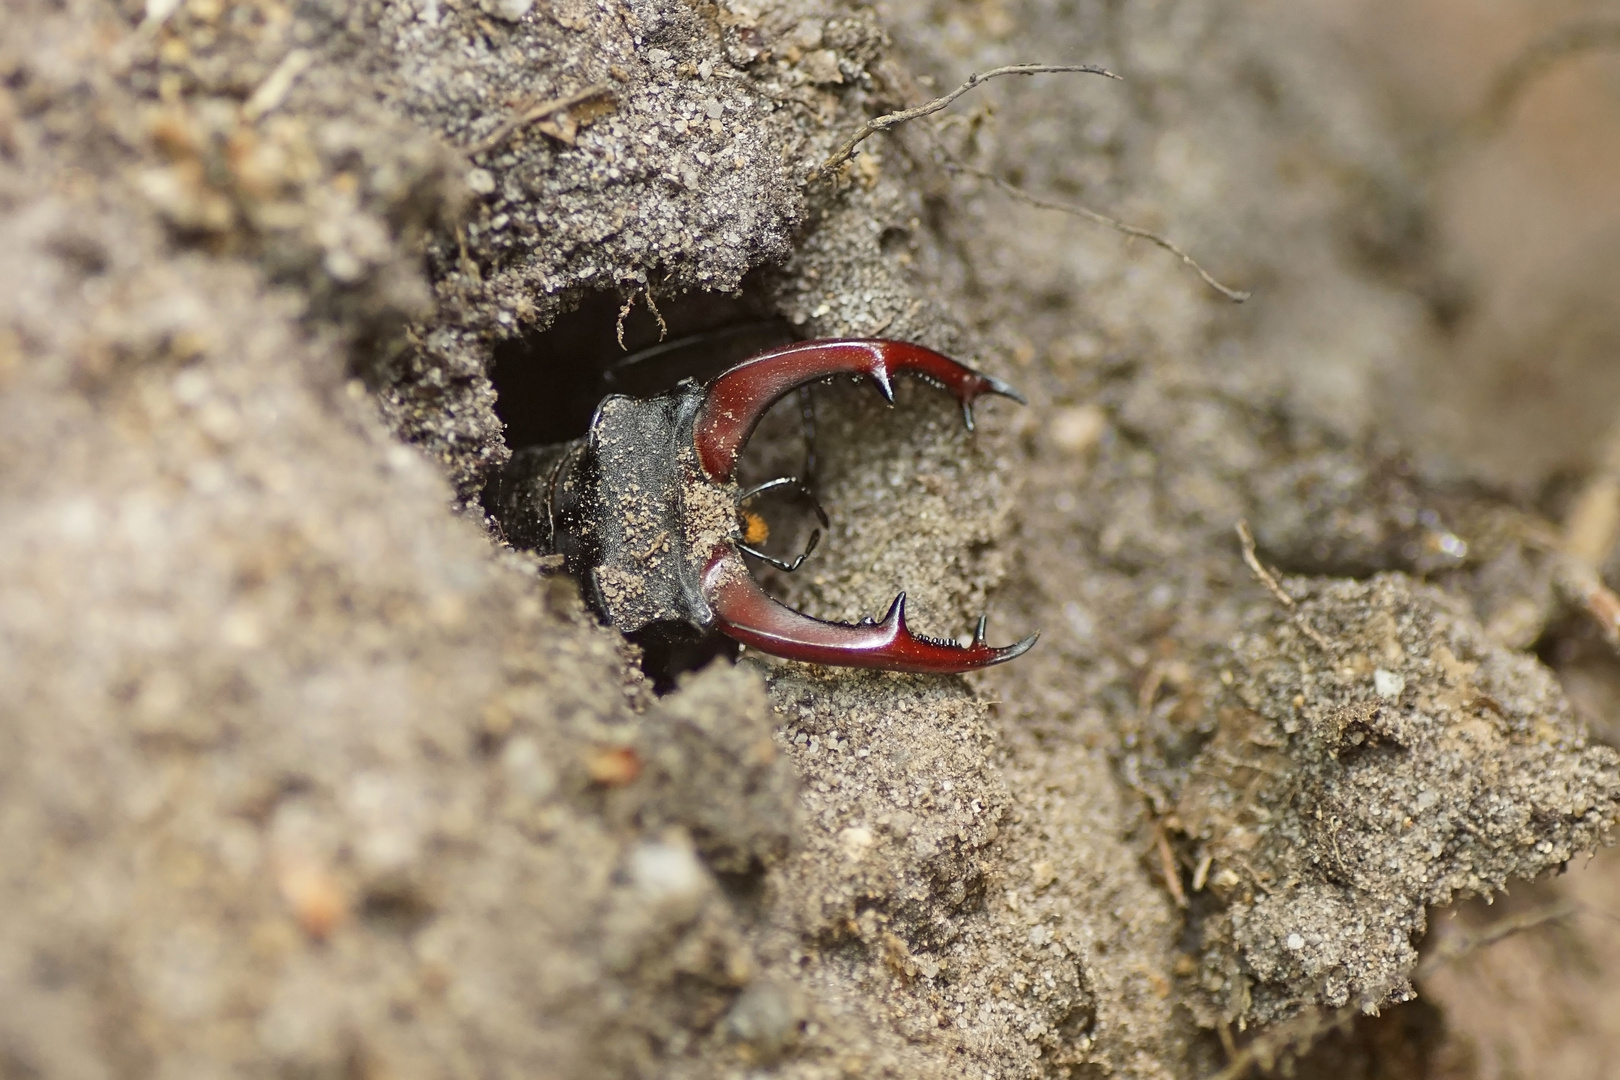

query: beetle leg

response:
[737,476,831,529]
[701,552,1038,674]
[738,530,820,573]
[737,476,831,526]
[693,339,1025,481]
[735,476,829,573]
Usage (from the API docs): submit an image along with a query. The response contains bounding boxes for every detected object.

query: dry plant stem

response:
[1155,825,1188,908]
[1236,522,1294,609]
[1554,557,1620,649]
[946,156,1251,302]
[466,83,614,156]
[1236,521,1332,650]
[1474,20,1620,137]
[1202,903,1577,1080]
[1563,418,1620,567]
[1507,517,1620,652]
[1545,419,1620,649]
[1138,662,1168,721]
[1431,19,1620,166]
[808,64,1119,182]
[243,48,314,121]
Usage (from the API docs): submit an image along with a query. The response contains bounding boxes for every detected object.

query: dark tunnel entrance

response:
[487,285,794,451]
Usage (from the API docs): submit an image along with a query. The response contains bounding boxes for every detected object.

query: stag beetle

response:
[491,338,1038,674]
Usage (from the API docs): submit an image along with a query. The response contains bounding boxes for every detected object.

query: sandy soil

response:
[2,0,1618,1077]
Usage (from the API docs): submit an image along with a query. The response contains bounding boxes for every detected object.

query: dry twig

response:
[808,64,1118,182]
[1236,521,1333,651]
[1418,903,1578,974]
[467,83,615,156]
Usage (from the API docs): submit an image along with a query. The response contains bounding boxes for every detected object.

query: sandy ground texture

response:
[3,0,1619,1078]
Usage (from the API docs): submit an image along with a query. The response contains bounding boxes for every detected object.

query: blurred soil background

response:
[3,0,1620,1077]
[1291,2,1620,1076]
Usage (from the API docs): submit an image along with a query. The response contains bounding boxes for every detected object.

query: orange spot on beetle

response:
[741,509,770,546]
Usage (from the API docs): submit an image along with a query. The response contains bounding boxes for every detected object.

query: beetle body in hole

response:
[491,339,1037,674]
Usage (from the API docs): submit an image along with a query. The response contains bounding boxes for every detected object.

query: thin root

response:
[643,286,668,342]
[808,64,1119,182]
[944,156,1250,302]
[615,287,667,350]
[615,292,635,351]
[808,62,1247,302]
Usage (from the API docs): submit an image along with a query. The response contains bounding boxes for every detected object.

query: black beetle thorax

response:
[552,383,733,634]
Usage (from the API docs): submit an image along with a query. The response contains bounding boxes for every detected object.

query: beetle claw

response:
[693,339,1028,481]
[870,367,896,404]
[703,555,1037,674]
[981,374,1027,406]
[685,339,1038,672]
[962,375,1028,430]
[503,335,1037,674]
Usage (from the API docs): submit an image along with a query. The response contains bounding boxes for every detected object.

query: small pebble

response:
[586,745,642,786]
[276,858,348,940]
[800,49,844,85]
[1049,404,1106,455]
[501,736,556,801]
[724,980,798,1058]
[629,841,707,915]
[791,19,823,48]
[1373,668,1405,699]
[837,825,874,862]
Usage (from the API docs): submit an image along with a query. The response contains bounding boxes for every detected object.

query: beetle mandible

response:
[492,338,1038,674]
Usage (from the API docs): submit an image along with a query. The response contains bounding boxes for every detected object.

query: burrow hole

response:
[483,284,825,689]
